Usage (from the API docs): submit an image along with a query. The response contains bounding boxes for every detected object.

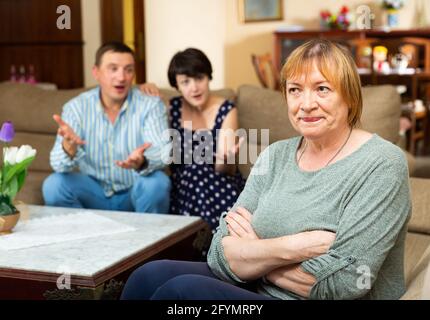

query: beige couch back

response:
[0,82,87,173]
[0,82,403,202]
[0,82,87,204]
[234,84,402,177]
[236,84,401,144]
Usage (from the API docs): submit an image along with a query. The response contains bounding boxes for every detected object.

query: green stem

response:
[1,142,7,193]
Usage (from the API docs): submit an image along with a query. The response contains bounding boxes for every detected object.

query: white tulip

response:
[15,145,37,164]
[4,147,18,165]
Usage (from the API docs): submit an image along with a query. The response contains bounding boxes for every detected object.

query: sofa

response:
[1,81,430,299]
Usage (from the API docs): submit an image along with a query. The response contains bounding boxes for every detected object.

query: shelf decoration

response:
[381,0,404,28]
[320,6,350,31]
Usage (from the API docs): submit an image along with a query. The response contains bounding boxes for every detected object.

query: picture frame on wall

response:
[239,0,283,23]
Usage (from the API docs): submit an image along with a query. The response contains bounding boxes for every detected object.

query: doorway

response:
[100,0,146,83]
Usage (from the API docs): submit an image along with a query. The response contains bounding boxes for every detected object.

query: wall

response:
[145,0,226,89]
[82,0,430,89]
[224,0,430,89]
[81,0,101,87]
[225,0,287,90]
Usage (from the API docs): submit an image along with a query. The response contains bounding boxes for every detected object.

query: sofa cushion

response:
[409,178,430,235]
[423,261,430,299]
[360,85,401,144]
[402,236,430,299]
[236,85,297,144]
[0,82,86,134]
[404,232,430,286]
[404,150,416,176]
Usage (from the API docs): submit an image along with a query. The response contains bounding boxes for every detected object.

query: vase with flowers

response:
[320,6,351,31]
[0,121,36,234]
[381,0,404,28]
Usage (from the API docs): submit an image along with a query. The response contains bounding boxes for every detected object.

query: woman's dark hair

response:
[168,48,213,89]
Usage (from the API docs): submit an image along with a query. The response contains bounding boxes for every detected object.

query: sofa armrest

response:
[403,150,416,176]
[409,178,430,235]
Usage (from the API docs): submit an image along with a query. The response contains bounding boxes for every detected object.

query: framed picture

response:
[239,0,283,23]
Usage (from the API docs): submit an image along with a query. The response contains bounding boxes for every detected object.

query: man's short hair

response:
[95,42,135,66]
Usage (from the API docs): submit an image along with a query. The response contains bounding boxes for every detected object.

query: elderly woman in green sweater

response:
[121,39,411,300]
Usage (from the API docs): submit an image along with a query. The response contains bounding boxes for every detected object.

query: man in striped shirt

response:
[42,42,171,213]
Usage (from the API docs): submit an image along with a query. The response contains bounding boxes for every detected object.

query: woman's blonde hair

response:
[280,39,362,127]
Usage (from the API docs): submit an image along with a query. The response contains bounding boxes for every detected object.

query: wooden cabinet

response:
[274,29,430,71]
[0,0,84,89]
[274,29,430,102]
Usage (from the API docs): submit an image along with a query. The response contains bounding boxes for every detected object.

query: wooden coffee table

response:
[0,205,208,300]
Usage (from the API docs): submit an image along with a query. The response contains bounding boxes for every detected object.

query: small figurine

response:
[373,46,390,74]
[391,53,410,73]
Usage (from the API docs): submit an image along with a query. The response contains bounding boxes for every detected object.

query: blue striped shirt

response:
[50,87,171,197]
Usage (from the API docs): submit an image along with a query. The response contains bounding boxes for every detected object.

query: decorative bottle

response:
[27,65,37,85]
[10,65,17,82]
[18,65,26,83]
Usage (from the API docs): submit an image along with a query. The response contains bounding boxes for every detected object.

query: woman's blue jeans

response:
[120,259,276,300]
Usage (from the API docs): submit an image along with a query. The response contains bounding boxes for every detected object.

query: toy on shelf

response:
[373,46,390,74]
[391,53,410,73]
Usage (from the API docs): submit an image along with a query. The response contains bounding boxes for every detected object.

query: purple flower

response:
[0,121,15,143]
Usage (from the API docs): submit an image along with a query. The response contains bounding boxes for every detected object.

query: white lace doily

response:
[0,212,136,251]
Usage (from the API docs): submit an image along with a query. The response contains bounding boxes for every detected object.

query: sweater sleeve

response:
[206,143,272,283]
[300,153,411,300]
[49,101,85,172]
[137,98,171,176]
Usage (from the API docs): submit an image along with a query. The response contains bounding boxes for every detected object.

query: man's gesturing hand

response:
[53,114,85,158]
[115,143,152,170]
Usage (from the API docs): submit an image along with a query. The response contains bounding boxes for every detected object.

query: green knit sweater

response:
[207,134,411,300]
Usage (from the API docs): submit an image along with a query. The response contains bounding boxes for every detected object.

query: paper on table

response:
[0,212,136,251]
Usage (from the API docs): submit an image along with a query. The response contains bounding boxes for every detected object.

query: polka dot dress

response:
[169,97,245,232]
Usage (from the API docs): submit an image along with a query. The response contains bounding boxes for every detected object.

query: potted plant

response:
[0,121,36,234]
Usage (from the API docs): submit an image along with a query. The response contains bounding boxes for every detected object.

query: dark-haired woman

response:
[166,48,245,233]
[143,48,245,233]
